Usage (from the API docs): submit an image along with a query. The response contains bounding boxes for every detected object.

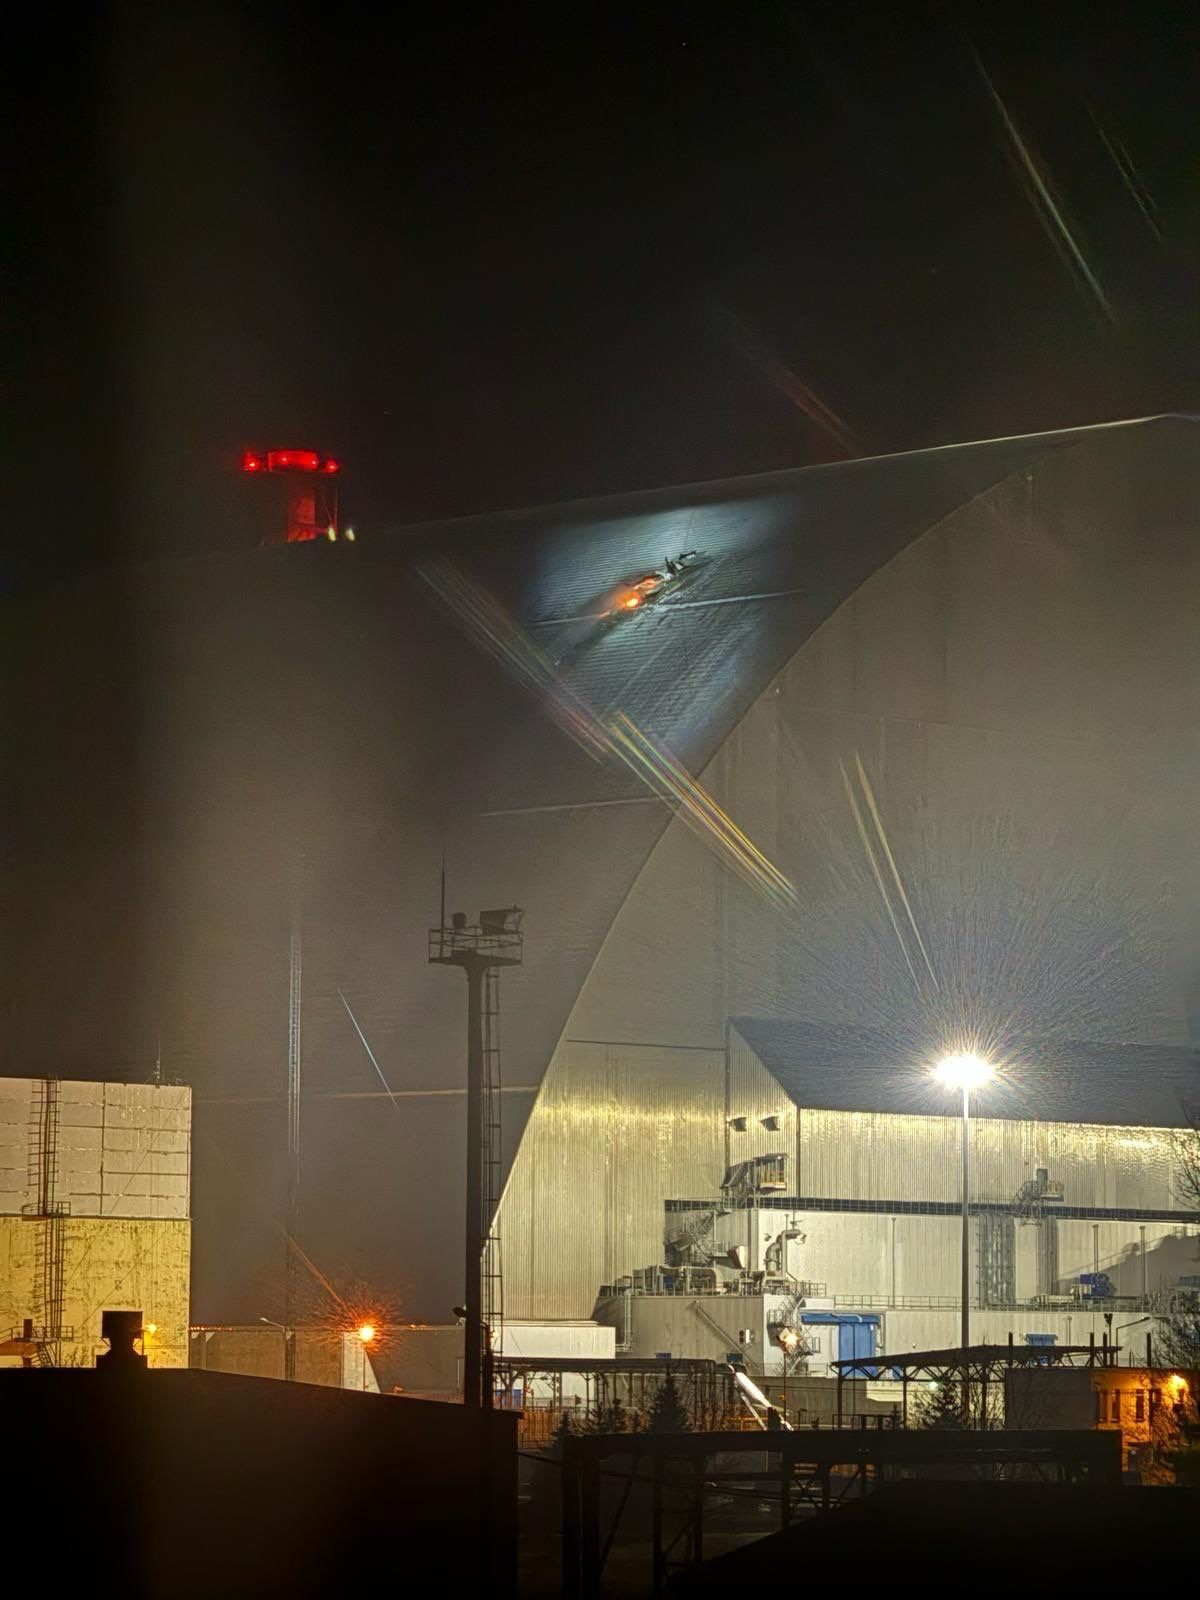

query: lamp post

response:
[259,1316,290,1379]
[356,1322,376,1392]
[933,1054,993,1350]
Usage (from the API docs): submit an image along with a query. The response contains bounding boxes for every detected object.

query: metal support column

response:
[430,906,523,1412]
[464,958,484,1409]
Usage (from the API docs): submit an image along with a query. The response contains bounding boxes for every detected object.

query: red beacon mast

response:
[241,448,354,545]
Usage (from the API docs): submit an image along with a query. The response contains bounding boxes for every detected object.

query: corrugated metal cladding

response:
[500,1042,725,1321]
[499,1035,798,1320]
[791,1108,1176,1212]
[499,419,1199,1320]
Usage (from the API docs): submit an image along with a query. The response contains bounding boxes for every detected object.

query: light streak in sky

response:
[338,988,403,1115]
[707,301,859,455]
[973,53,1116,323]
[1087,105,1164,241]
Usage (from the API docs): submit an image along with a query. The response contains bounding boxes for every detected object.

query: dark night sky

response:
[8,3,1198,585]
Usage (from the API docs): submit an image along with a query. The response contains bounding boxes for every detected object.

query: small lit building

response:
[0,1076,191,1368]
[1005,1364,1196,1476]
[189,1323,381,1391]
[388,1319,616,1402]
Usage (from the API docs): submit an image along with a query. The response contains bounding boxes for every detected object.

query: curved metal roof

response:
[6,414,1195,1316]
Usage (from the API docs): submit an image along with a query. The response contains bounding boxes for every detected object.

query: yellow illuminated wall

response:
[0,1216,191,1368]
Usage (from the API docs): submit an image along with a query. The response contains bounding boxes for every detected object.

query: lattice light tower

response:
[429,906,524,1409]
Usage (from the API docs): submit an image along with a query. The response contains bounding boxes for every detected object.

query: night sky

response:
[9,4,1197,585]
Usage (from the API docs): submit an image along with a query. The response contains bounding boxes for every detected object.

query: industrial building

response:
[0,1077,191,1367]
[581,1024,1196,1373]
[189,1323,381,1390]
[9,414,1198,1335]
[1004,1361,1197,1475]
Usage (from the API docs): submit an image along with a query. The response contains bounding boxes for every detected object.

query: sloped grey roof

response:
[731,1017,1198,1128]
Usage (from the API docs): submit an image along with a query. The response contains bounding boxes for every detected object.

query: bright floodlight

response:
[357,1323,376,1344]
[934,1053,993,1090]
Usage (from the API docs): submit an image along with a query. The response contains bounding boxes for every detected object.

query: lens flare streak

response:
[608,713,798,910]
[419,561,797,910]
[418,561,611,761]
[840,756,921,991]
[1088,106,1164,241]
[338,988,404,1115]
[974,54,1116,323]
[854,752,939,989]
[707,302,859,455]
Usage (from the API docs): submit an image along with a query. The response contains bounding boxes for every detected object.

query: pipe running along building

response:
[6,416,1198,1356]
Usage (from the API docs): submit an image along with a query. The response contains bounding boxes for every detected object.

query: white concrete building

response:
[0,1077,191,1367]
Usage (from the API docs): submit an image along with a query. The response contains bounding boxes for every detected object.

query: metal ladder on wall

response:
[24,1079,68,1366]
[481,967,505,1363]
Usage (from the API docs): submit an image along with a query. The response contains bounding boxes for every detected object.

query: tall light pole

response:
[933,1054,994,1349]
[429,906,524,1409]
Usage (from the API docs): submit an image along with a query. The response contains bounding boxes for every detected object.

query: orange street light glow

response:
[357,1323,376,1343]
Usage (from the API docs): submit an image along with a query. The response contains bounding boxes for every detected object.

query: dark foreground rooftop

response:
[673,1479,1197,1592]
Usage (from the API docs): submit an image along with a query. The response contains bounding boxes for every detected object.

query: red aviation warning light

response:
[241,446,345,544]
[265,448,322,473]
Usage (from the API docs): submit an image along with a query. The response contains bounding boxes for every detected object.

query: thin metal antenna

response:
[154,1032,163,1087]
[284,856,303,1381]
[440,845,447,930]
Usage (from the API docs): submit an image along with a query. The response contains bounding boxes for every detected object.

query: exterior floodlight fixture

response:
[357,1323,376,1344]
[934,1053,993,1090]
[479,906,525,934]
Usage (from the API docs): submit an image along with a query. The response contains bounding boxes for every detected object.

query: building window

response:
[1134,1390,1145,1422]
[1109,1392,1122,1424]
